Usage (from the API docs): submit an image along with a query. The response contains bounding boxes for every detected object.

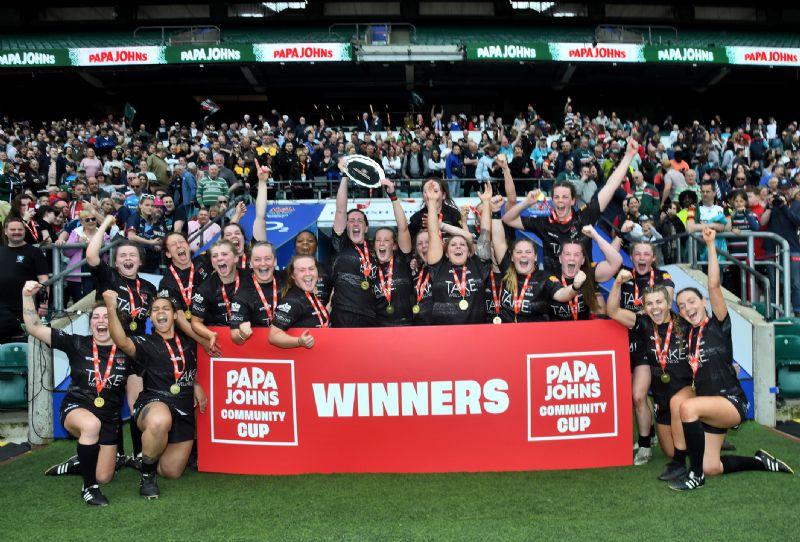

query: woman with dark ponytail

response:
[669,227,793,491]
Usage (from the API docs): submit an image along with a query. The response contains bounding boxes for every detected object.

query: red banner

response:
[197,320,632,474]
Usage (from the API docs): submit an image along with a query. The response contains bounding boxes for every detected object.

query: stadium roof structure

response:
[3,25,800,51]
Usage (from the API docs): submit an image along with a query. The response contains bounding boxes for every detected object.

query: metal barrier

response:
[672,231,791,319]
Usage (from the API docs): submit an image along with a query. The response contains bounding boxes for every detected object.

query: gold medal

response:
[386,305,395,315]
[458,299,469,311]
[94,396,105,408]
[170,383,181,395]
[361,280,370,290]
[492,316,502,325]
[412,304,420,314]
[185,310,192,320]
[660,372,671,384]
[129,321,137,332]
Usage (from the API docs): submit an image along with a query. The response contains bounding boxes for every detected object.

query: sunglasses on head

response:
[140,194,155,200]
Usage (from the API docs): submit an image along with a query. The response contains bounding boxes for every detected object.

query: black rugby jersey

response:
[90,261,156,336]
[190,271,241,326]
[429,254,492,325]
[52,330,130,419]
[158,261,211,313]
[230,273,286,329]
[272,286,329,330]
[688,313,742,398]
[330,231,377,318]
[519,196,601,272]
[495,254,561,323]
[632,313,693,399]
[373,251,414,327]
[130,332,197,404]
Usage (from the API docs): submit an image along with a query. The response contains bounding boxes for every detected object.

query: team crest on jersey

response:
[16,255,24,263]
[277,302,291,312]
[231,302,241,312]
[158,289,170,298]
[192,293,204,303]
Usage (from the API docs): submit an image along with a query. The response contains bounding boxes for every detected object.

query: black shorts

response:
[629,340,649,371]
[59,395,120,446]
[702,389,749,434]
[652,393,671,426]
[330,308,375,328]
[133,391,195,443]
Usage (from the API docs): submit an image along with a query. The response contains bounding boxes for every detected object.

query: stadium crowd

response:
[0,100,797,504]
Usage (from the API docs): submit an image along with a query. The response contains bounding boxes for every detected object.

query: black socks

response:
[721,455,765,473]
[682,420,706,478]
[130,421,143,457]
[141,455,158,475]
[77,442,100,488]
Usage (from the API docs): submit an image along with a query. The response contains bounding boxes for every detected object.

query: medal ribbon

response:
[513,273,532,317]
[305,292,330,328]
[220,273,241,320]
[169,264,194,308]
[92,340,117,397]
[546,199,572,225]
[240,253,248,270]
[489,270,500,316]
[163,335,186,385]
[252,276,278,321]
[652,320,673,375]
[377,257,394,306]
[415,266,430,303]
[353,242,373,281]
[688,317,709,383]
[125,279,144,317]
[451,265,468,301]
[561,274,579,321]
[633,268,655,307]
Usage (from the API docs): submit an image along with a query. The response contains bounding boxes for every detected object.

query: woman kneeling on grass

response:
[669,227,794,491]
[103,289,207,499]
[23,282,131,506]
[607,271,694,482]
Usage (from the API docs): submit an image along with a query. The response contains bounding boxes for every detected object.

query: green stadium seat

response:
[777,361,800,399]
[773,317,800,337]
[775,335,800,362]
[0,342,27,409]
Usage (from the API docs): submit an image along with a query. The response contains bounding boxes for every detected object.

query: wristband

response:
[491,211,502,219]
[388,193,398,202]
[572,283,581,292]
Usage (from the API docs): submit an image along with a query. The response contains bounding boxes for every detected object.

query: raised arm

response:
[583,225,623,282]
[22,281,51,345]
[102,290,136,357]
[475,183,493,261]
[252,159,270,242]
[426,183,444,265]
[381,179,411,254]
[87,215,115,266]
[597,138,639,211]
[702,227,728,321]
[490,196,508,263]
[495,153,517,206]
[606,269,637,329]
[333,157,349,236]
[501,189,541,230]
